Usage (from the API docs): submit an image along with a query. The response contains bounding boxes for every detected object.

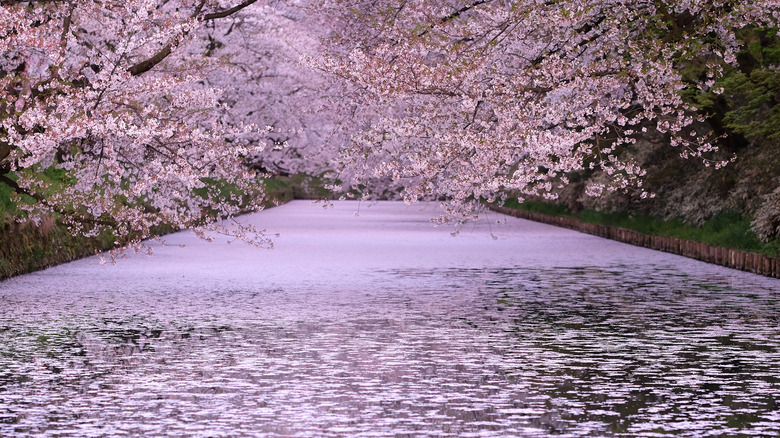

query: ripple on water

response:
[0,265,779,437]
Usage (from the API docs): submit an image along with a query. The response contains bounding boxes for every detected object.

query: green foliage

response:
[502,200,780,258]
[284,172,336,199]
[0,166,79,225]
[262,177,295,204]
[502,199,569,217]
[691,27,780,141]
[0,176,16,211]
[0,177,17,228]
[718,69,780,140]
[192,177,256,219]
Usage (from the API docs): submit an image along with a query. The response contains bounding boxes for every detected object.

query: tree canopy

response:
[311,0,780,222]
[2,0,779,245]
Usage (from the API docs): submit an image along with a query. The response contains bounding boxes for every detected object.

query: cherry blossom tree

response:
[192,1,338,179]
[5,0,779,249]
[310,0,780,223]
[0,0,276,249]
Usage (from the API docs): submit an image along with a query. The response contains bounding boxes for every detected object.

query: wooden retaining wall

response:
[489,205,780,279]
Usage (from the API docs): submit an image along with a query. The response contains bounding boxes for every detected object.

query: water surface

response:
[1,201,778,437]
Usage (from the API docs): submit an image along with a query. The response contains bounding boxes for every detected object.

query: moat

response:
[1,201,778,437]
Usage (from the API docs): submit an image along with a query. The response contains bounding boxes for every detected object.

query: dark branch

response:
[419,0,493,37]
[441,0,492,25]
[0,142,11,163]
[203,0,259,20]
[127,0,258,76]
[127,45,173,76]
[0,174,43,202]
[0,173,120,227]
[60,1,74,45]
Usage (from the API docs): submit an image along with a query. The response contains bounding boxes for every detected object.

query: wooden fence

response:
[489,205,780,279]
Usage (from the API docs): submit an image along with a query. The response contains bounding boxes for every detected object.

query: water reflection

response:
[0,264,778,437]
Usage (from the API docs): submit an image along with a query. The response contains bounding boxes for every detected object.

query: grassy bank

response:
[0,177,298,280]
[501,199,780,258]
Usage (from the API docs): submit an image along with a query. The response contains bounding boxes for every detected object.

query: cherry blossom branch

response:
[203,0,260,20]
[128,0,260,76]
[0,175,43,202]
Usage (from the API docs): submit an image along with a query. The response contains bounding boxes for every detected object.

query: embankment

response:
[490,205,780,278]
[0,216,115,280]
[0,180,296,280]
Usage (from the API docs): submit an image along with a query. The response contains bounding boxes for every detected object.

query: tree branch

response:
[0,173,121,228]
[0,142,11,164]
[127,0,259,76]
[128,45,173,76]
[418,0,493,37]
[60,1,74,46]
[0,174,43,202]
[203,0,259,20]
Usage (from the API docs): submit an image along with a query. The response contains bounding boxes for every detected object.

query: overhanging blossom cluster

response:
[2,0,779,245]
[1,0,271,249]
[312,0,780,223]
